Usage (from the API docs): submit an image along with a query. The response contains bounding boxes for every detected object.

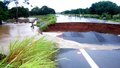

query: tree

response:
[61,8,90,14]
[9,7,29,19]
[30,6,55,15]
[40,6,55,15]
[30,7,39,15]
[4,0,31,22]
[90,1,119,16]
[0,1,8,25]
[118,6,120,14]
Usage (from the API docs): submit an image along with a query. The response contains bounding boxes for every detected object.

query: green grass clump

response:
[34,14,56,31]
[0,37,58,68]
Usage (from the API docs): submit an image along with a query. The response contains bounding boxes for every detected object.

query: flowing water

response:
[0,23,39,54]
[0,15,120,54]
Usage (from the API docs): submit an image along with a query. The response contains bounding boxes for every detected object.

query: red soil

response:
[45,22,120,34]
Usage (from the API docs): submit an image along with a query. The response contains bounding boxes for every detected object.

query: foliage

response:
[61,1,120,18]
[61,8,90,14]
[82,14,100,18]
[3,0,30,6]
[9,6,29,19]
[110,14,120,22]
[30,6,56,15]
[30,7,39,15]
[113,14,120,19]
[0,37,58,68]
[118,6,120,14]
[35,14,56,31]
[0,1,8,24]
[61,1,120,23]
[90,1,119,15]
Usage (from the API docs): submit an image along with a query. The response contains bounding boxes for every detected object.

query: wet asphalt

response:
[57,49,91,68]
[57,32,120,68]
[60,32,120,46]
[87,50,120,68]
[57,49,120,68]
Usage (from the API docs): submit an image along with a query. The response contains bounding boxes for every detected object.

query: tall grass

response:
[34,14,56,31]
[0,37,58,68]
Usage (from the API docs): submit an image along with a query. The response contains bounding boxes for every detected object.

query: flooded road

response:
[0,15,120,54]
[0,23,39,54]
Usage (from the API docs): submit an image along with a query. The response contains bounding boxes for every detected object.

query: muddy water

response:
[0,23,39,54]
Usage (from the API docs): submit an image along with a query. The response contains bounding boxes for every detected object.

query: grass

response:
[82,14,100,19]
[0,36,58,68]
[33,14,57,31]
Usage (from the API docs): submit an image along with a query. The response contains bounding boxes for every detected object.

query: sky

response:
[4,0,120,12]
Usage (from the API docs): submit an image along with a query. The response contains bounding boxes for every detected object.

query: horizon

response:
[1,0,120,12]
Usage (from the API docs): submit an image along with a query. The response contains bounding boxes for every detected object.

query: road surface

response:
[57,48,120,68]
[56,32,120,68]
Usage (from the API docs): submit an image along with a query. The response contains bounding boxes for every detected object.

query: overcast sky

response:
[6,0,120,12]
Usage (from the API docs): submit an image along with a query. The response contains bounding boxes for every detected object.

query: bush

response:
[82,14,100,18]
[113,14,120,20]
[36,14,56,31]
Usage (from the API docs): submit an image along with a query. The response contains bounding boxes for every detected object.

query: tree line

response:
[0,1,55,25]
[30,6,55,15]
[61,1,120,16]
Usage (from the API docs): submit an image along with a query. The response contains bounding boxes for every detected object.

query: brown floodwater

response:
[0,23,39,54]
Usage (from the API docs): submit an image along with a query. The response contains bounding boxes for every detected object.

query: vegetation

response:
[9,7,29,19]
[34,14,56,31]
[82,14,100,18]
[62,1,120,15]
[111,14,120,22]
[61,8,90,14]
[3,0,31,23]
[0,37,58,68]
[0,1,8,25]
[61,1,120,22]
[30,6,56,16]
[90,1,119,15]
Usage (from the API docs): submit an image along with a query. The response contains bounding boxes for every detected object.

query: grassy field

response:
[0,37,58,68]
[33,14,57,31]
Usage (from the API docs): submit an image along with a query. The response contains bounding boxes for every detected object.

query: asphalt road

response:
[60,32,120,46]
[57,48,120,68]
[87,50,120,68]
[57,32,120,68]
[57,49,91,68]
